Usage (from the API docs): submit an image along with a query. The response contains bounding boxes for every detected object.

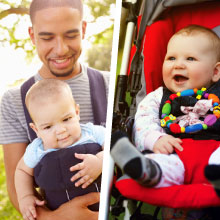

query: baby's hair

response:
[174,24,220,62]
[29,0,83,24]
[25,79,74,114]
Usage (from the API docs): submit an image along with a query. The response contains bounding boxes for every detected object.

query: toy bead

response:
[176,92,181,97]
[185,124,203,133]
[162,103,171,115]
[169,94,178,100]
[181,127,185,133]
[213,111,220,119]
[196,95,202,99]
[165,100,171,104]
[161,119,166,127]
[167,122,172,128]
[197,90,203,96]
[161,114,167,118]
[213,102,219,107]
[204,114,217,126]
[164,116,170,121]
[193,88,198,93]
[204,93,209,99]
[201,88,207,92]
[208,94,219,104]
[170,123,181,133]
[169,114,176,120]
[181,89,194,96]
[202,124,208,130]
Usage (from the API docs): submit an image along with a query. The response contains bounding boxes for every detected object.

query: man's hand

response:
[70,153,102,188]
[153,135,183,154]
[36,192,99,220]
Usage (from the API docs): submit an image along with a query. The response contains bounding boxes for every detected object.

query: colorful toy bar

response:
[160,88,220,134]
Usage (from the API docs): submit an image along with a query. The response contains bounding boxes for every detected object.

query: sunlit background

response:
[0,0,115,219]
[0,0,115,95]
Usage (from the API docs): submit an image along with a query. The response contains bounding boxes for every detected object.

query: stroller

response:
[109,0,220,219]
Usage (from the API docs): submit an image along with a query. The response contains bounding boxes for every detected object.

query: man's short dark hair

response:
[29,0,83,24]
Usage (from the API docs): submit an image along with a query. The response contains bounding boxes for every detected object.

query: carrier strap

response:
[20,76,36,142]
[87,68,107,127]
[21,68,107,142]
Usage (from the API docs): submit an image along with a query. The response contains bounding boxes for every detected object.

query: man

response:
[0,0,109,219]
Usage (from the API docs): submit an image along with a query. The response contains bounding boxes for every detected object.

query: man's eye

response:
[66,35,78,39]
[41,37,53,41]
[187,57,195,61]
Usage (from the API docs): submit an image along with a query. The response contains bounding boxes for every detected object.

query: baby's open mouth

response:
[173,75,188,82]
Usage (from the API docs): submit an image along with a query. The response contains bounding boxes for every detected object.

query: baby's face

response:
[30,94,81,150]
[162,34,219,93]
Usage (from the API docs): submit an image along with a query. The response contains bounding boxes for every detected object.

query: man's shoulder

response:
[1,86,22,104]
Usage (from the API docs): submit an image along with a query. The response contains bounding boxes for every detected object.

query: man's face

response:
[162,34,219,93]
[29,7,86,80]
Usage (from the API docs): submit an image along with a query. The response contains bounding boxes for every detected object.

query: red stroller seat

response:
[115,0,220,209]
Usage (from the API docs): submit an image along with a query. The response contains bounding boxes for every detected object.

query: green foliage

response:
[0,147,22,219]
[86,26,113,71]
[84,0,115,20]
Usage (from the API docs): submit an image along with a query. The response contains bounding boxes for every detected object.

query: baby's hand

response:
[19,195,45,220]
[70,153,102,189]
[153,135,183,154]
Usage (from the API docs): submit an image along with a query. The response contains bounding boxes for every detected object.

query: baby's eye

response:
[63,117,72,122]
[168,56,175,61]
[44,126,51,130]
[187,57,195,61]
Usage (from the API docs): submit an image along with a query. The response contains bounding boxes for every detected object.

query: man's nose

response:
[54,37,69,56]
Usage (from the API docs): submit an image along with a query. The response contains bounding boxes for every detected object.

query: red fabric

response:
[116,179,220,208]
[116,139,220,208]
[176,139,220,184]
[116,140,220,208]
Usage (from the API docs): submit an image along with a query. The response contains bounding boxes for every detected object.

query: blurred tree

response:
[84,0,115,71]
[0,0,115,70]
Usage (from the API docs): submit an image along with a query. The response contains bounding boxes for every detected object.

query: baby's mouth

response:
[173,75,188,83]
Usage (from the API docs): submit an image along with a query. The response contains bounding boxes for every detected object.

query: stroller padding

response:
[116,179,220,208]
[116,139,220,208]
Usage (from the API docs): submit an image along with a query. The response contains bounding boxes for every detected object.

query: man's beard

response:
[50,68,74,77]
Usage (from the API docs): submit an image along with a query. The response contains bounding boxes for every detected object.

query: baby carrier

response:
[109,0,220,219]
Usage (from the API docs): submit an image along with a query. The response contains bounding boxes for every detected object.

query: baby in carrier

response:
[15,79,105,220]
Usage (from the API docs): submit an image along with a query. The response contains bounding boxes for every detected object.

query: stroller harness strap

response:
[21,67,107,142]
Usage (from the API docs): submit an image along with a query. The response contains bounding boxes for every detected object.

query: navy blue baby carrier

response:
[20,68,107,211]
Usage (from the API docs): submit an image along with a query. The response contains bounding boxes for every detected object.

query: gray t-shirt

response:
[0,64,109,144]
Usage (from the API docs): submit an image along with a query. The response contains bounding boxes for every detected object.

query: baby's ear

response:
[76,104,80,119]
[29,123,38,136]
[212,62,220,82]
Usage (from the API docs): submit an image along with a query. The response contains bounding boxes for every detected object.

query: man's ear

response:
[82,21,87,40]
[212,62,220,82]
[28,27,35,45]
[29,122,39,136]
